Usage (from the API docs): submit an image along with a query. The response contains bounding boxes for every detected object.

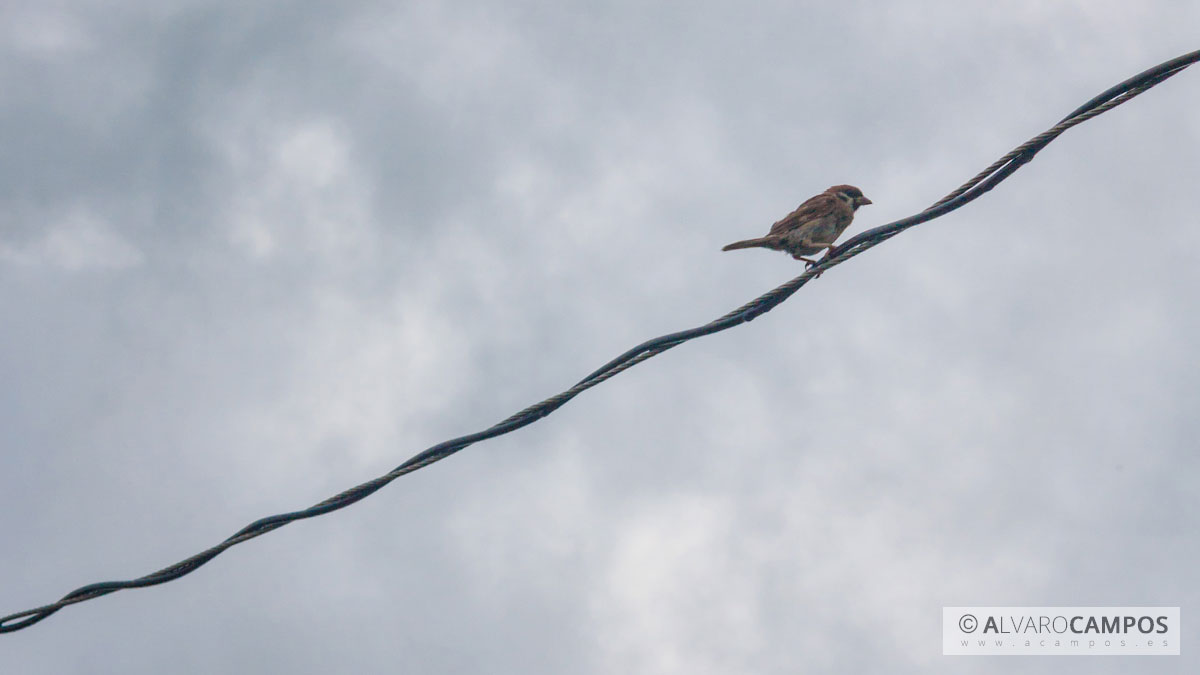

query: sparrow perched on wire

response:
[722,185,872,263]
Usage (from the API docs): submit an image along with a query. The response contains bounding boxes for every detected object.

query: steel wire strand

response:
[3,49,1197,634]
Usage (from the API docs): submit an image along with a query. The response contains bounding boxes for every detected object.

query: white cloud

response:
[216,117,375,262]
[1,6,92,56]
[1,210,142,270]
[590,495,766,674]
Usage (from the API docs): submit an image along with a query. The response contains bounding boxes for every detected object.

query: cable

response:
[3,48,1197,634]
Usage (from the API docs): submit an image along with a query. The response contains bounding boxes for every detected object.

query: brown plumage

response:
[722,184,872,263]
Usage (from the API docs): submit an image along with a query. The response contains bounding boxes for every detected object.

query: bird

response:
[722,185,872,263]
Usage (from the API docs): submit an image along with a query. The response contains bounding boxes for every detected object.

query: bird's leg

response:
[792,241,829,266]
[799,242,838,276]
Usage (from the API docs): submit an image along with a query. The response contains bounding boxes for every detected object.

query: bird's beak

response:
[857,197,873,206]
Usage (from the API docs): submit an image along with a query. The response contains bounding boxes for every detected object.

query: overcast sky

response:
[2,2,1198,673]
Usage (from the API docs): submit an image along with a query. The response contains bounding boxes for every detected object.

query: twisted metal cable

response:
[3,49,1197,634]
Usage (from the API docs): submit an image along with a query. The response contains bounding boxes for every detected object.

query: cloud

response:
[1,209,143,270]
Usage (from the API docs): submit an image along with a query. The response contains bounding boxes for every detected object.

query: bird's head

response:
[829,185,872,210]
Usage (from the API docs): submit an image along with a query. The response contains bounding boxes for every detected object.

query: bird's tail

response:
[721,236,777,252]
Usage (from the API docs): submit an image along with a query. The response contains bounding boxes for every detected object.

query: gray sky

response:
[2,2,1198,672]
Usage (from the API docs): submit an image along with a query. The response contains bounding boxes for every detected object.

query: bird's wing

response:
[766,193,839,237]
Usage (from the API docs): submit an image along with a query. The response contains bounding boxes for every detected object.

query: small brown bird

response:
[722,185,872,263]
